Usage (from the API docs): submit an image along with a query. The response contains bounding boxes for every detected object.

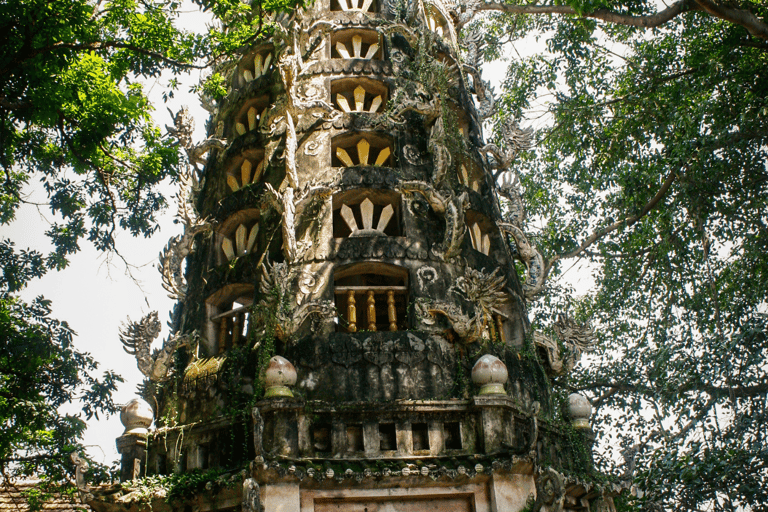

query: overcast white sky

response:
[7,7,212,465]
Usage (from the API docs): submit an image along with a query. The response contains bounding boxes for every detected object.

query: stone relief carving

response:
[363,337,394,367]
[242,478,262,512]
[330,332,435,369]
[258,259,335,342]
[120,311,198,382]
[416,265,508,343]
[399,180,468,260]
[402,144,425,165]
[533,313,596,375]
[303,138,323,156]
[534,467,566,512]
[252,408,264,457]
[416,265,438,291]
[388,82,440,125]
[428,116,452,185]
[296,270,325,304]
[264,181,334,262]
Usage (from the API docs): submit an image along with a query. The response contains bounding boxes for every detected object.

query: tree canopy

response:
[471,1,767,510]
[0,0,299,493]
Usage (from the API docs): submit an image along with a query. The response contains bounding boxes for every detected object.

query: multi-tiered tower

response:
[91,1,621,511]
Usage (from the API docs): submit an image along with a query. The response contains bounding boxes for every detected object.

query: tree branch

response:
[571,379,768,400]
[693,0,768,40]
[471,0,768,41]
[474,0,692,29]
[542,168,677,279]
[1,39,205,77]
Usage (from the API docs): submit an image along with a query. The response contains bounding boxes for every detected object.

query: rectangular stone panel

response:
[314,494,473,512]
[301,483,490,512]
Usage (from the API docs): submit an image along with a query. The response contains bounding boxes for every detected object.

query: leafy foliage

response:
[0,243,123,483]
[0,0,301,495]
[476,1,768,510]
[0,0,299,264]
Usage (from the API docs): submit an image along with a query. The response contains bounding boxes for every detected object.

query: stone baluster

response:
[387,290,397,331]
[367,290,377,331]
[347,290,357,332]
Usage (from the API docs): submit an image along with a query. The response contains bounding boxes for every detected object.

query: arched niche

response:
[425,4,452,40]
[458,160,482,193]
[334,262,409,332]
[204,284,255,355]
[214,209,261,265]
[235,46,274,89]
[465,210,493,256]
[332,189,402,238]
[332,77,388,114]
[232,95,270,138]
[332,132,392,167]
[330,0,376,13]
[225,148,266,193]
[331,29,382,59]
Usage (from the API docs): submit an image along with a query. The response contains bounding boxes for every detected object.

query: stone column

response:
[116,434,148,482]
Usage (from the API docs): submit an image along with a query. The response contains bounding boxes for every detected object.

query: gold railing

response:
[334,286,407,332]
[211,304,250,352]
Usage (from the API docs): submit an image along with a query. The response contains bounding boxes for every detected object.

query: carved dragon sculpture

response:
[263,181,334,262]
[417,265,508,343]
[119,311,198,382]
[258,259,335,342]
[158,166,212,301]
[482,117,534,175]
[533,313,596,376]
[428,116,452,186]
[445,0,483,31]
[498,222,545,299]
[470,113,542,300]
[399,180,469,260]
[166,106,226,172]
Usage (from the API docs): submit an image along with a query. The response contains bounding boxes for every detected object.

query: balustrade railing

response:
[211,304,251,351]
[334,285,407,332]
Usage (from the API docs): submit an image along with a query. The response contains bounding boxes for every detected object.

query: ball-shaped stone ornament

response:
[120,397,154,435]
[567,393,592,428]
[264,356,297,398]
[471,354,508,395]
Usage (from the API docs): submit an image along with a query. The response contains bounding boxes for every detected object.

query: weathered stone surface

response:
[108,0,619,509]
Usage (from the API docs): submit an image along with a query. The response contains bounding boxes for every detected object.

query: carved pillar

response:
[255,398,304,458]
[472,395,514,455]
[116,433,147,481]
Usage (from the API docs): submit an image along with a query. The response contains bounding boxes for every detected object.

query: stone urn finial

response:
[120,397,154,435]
[567,393,592,428]
[471,354,508,396]
[264,356,297,398]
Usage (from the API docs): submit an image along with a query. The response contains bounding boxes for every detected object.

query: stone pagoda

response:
[83,0,621,511]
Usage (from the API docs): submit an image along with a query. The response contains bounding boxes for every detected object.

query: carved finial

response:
[567,393,592,429]
[471,354,508,395]
[120,397,154,435]
[70,452,89,493]
[264,356,298,398]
